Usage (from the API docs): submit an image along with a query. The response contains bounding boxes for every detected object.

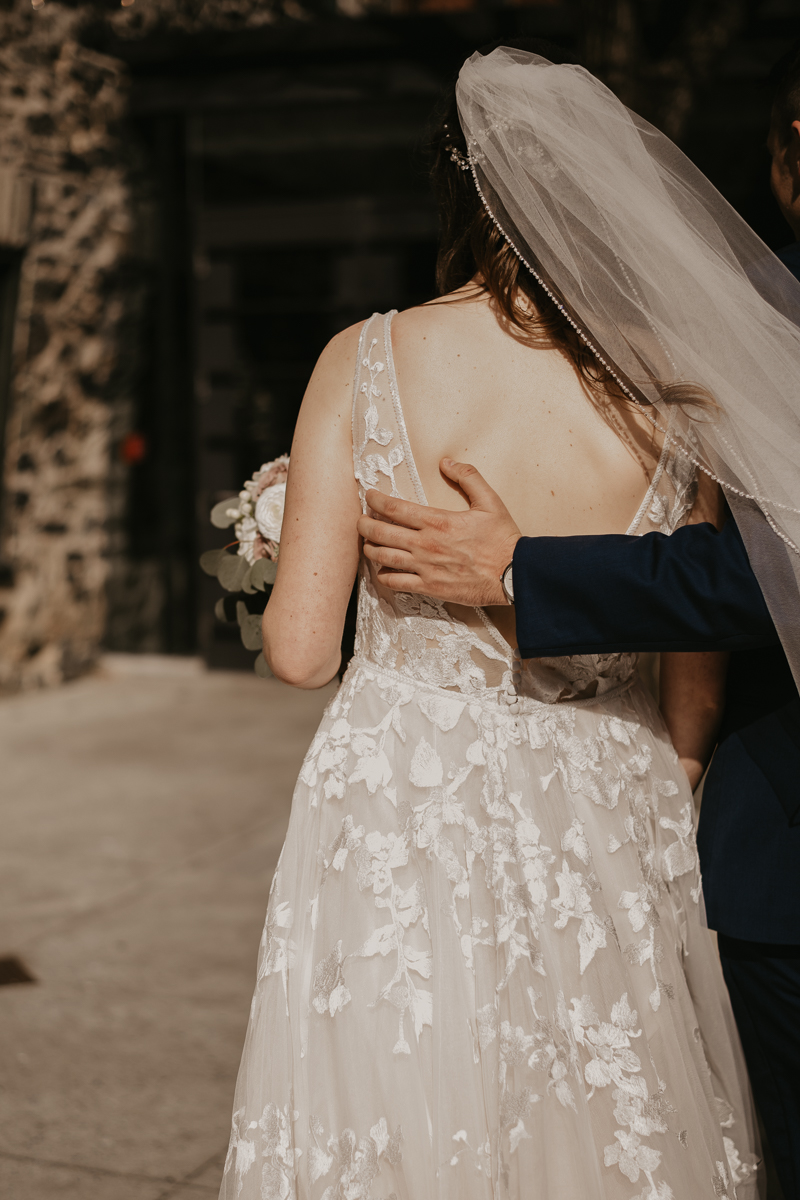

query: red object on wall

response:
[120,432,147,465]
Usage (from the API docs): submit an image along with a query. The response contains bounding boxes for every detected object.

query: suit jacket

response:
[513,453,800,946]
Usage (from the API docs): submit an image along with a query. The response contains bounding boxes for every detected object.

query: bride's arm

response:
[262,325,363,689]
[659,473,728,790]
[660,652,729,791]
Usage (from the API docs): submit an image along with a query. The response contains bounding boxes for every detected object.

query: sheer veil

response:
[456,47,800,683]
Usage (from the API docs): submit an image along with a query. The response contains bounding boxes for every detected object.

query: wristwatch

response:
[500,562,515,605]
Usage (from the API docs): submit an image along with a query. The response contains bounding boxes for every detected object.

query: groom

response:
[358,46,800,1200]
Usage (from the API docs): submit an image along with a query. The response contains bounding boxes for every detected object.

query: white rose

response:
[236,514,259,562]
[255,482,286,544]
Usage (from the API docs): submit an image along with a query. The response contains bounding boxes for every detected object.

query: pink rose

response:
[253,454,290,498]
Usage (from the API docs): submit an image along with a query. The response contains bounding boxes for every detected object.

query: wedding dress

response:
[219,311,761,1200]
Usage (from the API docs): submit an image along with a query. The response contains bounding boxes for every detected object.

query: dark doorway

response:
[95,13,581,665]
[191,89,440,666]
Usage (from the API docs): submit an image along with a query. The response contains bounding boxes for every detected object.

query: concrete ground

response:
[0,656,336,1200]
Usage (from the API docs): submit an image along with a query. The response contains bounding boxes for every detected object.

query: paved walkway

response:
[0,657,335,1199]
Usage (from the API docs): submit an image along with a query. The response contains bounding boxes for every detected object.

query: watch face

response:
[503,563,514,602]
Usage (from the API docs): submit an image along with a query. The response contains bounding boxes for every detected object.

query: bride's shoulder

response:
[391,286,492,354]
[308,288,492,383]
[316,319,366,367]
[304,320,367,393]
[299,321,367,421]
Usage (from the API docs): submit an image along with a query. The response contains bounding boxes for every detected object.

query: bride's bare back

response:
[393,285,662,541]
[389,286,668,646]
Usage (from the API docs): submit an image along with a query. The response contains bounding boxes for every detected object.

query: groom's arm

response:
[512,518,778,659]
[357,459,778,656]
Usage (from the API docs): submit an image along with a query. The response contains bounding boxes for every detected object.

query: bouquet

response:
[200,455,289,675]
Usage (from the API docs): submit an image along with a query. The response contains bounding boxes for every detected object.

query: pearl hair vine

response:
[449,147,472,171]
[442,123,473,172]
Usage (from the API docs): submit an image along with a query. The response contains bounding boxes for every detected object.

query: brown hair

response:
[770,38,800,144]
[429,40,716,413]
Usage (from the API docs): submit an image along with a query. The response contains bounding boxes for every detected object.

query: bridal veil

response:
[456,48,800,678]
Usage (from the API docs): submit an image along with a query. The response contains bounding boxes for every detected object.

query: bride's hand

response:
[357,459,520,607]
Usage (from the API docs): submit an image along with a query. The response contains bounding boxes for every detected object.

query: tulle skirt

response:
[219,659,762,1200]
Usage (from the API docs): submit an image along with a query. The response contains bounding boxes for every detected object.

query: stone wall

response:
[0,1,133,688]
[0,0,331,691]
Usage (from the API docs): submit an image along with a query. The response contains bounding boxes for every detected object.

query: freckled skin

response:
[389,287,661,552]
[362,285,669,646]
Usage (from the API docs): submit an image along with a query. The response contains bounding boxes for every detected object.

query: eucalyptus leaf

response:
[217,593,240,623]
[241,616,263,651]
[240,564,256,595]
[254,652,272,678]
[217,550,249,592]
[214,597,229,623]
[200,548,225,576]
[210,497,240,529]
[250,557,278,590]
[236,601,263,649]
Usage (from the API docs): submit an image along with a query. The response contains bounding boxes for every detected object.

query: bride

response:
[219,44,763,1200]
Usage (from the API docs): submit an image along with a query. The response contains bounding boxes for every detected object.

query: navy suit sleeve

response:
[513,518,778,659]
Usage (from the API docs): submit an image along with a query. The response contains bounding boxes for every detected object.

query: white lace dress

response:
[219,312,761,1200]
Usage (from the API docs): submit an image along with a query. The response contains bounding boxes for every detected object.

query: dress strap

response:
[382,311,428,506]
[626,408,674,536]
[352,311,426,509]
[351,309,516,662]
[633,408,698,537]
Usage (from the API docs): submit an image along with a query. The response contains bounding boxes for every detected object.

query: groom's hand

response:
[357,459,520,607]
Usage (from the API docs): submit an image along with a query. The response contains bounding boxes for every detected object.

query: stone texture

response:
[0,0,303,692]
[108,0,281,37]
[0,2,134,689]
